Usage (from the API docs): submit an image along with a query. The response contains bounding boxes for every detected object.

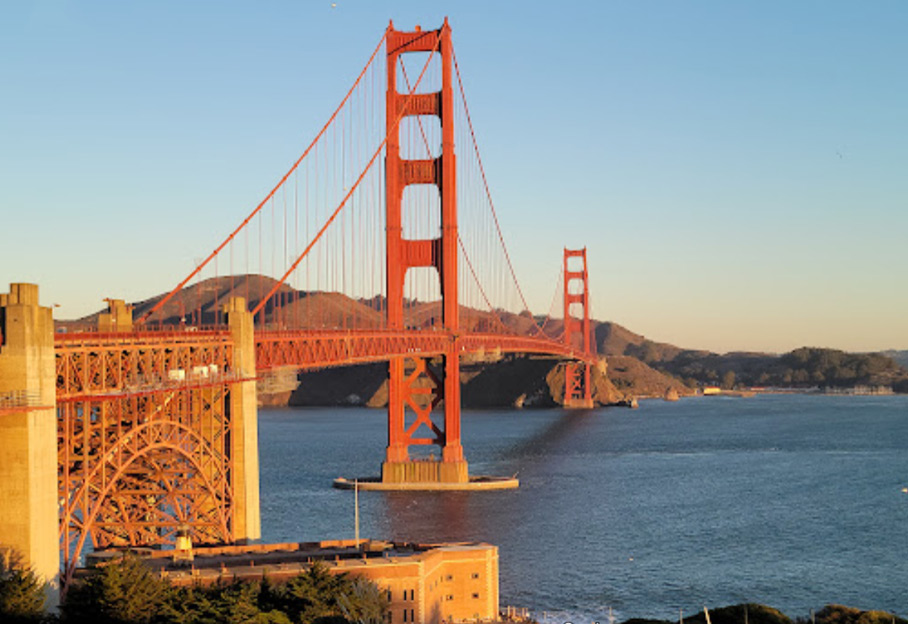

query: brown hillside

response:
[606,355,694,399]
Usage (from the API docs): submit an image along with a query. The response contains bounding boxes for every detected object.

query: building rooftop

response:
[81,539,495,585]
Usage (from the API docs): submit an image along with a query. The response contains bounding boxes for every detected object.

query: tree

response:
[0,549,46,623]
[62,554,166,624]
[337,578,389,624]
[62,556,388,624]
[721,370,736,390]
[264,563,387,624]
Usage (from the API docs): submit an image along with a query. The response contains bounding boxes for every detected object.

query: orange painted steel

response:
[254,329,592,372]
[384,20,465,465]
[55,331,234,401]
[55,332,239,586]
[563,248,594,408]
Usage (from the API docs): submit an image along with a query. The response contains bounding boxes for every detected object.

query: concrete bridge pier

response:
[0,284,59,604]
[225,297,261,541]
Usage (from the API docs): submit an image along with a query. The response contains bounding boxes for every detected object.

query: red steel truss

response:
[55,332,240,585]
[254,330,592,371]
[55,331,234,400]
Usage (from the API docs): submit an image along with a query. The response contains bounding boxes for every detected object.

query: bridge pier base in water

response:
[381,459,469,485]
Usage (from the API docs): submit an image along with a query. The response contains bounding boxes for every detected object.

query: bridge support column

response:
[0,284,59,604]
[439,352,467,481]
[98,299,133,333]
[380,20,469,486]
[225,298,261,541]
[381,352,468,485]
[563,249,594,409]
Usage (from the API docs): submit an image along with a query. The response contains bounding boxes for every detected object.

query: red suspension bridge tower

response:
[382,20,467,484]
[563,248,594,409]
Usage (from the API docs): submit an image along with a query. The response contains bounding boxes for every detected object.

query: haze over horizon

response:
[2,1,906,354]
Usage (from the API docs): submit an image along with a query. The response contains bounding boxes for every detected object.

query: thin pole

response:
[354,478,360,545]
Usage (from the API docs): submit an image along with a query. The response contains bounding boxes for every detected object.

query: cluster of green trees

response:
[0,551,46,623]
[630,343,908,391]
[2,554,387,624]
[5,555,907,624]
[808,604,908,624]
[777,348,901,387]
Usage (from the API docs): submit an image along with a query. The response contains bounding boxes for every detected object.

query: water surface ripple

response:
[258,395,908,621]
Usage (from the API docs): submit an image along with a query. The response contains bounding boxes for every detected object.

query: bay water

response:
[258,395,908,621]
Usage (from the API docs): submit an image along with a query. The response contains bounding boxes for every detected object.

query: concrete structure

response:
[97,299,133,332]
[225,297,261,540]
[85,539,500,624]
[333,476,519,492]
[0,284,60,600]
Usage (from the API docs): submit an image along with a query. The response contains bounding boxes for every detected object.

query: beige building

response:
[350,542,500,624]
[88,539,500,624]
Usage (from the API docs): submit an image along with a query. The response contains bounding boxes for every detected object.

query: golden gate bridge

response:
[0,19,599,590]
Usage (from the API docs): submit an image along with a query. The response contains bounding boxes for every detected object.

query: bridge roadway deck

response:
[254,329,593,370]
[53,329,593,399]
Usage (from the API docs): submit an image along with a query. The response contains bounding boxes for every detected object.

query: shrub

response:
[62,554,166,624]
[0,549,46,623]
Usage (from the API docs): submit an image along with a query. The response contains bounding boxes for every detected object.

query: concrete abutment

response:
[225,297,261,541]
[0,283,60,604]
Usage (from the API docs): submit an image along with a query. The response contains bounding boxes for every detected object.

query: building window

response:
[410,589,415,601]
[471,573,480,579]
[445,575,453,581]
[445,595,454,601]
[387,590,392,601]
[403,609,408,623]
[472,593,480,599]
[410,609,415,623]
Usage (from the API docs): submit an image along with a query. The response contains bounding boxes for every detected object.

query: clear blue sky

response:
[2,1,906,353]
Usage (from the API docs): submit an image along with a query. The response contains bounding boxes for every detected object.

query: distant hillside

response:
[883,350,908,369]
[598,323,908,392]
[605,355,695,399]
[62,274,544,338]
